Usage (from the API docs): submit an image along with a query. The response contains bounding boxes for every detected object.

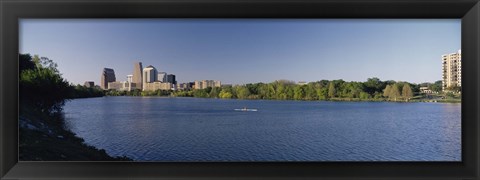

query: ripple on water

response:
[63,97,461,161]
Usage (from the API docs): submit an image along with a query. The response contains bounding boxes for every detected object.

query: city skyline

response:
[19,19,461,85]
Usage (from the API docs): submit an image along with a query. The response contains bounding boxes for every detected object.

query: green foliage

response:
[328,82,336,98]
[20,54,35,72]
[219,90,233,99]
[383,85,392,98]
[389,84,401,101]
[235,86,251,99]
[429,80,443,92]
[71,85,104,98]
[20,55,73,114]
[193,89,209,98]
[402,84,413,100]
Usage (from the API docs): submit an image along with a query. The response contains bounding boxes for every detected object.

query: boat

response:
[234,107,258,112]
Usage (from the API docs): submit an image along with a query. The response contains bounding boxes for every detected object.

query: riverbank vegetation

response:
[19,53,131,161]
[108,78,460,103]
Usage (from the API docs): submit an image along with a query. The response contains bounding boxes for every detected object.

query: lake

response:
[63,96,461,161]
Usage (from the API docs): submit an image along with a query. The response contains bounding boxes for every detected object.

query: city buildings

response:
[100,68,116,89]
[158,72,167,82]
[108,81,139,91]
[178,82,193,90]
[84,81,94,88]
[133,62,143,90]
[442,50,461,91]
[98,62,185,92]
[166,74,177,84]
[142,65,158,90]
[143,82,173,91]
[194,80,221,89]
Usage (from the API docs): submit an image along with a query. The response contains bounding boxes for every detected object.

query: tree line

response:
[20,54,103,114]
[173,79,420,102]
[106,78,442,102]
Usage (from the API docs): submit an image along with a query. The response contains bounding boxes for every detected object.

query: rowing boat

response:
[234,108,258,112]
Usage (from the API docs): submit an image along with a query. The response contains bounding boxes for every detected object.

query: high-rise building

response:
[100,68,116,89]
[166,74,177,85]
[84,81,94,88]
[158,72,167,82]
[143,65,158,90]
[133,62,143,89]
[442,50,462,91]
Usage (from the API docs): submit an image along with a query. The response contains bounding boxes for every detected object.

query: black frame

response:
[1,0,479,179]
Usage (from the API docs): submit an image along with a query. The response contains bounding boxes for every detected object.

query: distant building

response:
[143,82,173,91]
[178,83,193,90]
[133,62,143,90]
[420,87,434,94]
[158,72,167,82]
[298,81,307,85]
[194,80,221,89]
[166,74,177,85]
[127,75,133,83]
[107,81,123,90]
[100,68,116,89]
[84,81,94,88]
[108,81,139,91]
[143,65,158,90]
[442,50,461,91]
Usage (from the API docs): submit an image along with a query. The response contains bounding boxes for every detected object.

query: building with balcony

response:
[442,50,461,91]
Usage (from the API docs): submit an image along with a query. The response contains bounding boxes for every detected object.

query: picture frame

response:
[1,0,479,179]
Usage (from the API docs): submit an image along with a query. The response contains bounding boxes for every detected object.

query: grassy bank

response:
[19,104,131,161]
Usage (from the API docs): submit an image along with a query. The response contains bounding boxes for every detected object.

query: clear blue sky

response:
[20,19,460,85]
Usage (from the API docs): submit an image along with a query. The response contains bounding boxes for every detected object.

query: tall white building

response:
[143,65,158,90]
[442,50,461,91]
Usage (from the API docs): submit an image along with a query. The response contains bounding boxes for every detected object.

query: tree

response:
[328,82,336,98]
[20,54,35,72]
[364,77,384,94]
[383,85,392,98]
[293,85,305,100]
[402,83,413,101]
[209,87,221,98]
[359,92,370,99]
[429,80,442,92]
[236,86,251,99]
[219,90,233,99]
[20,55,73,114]
[390,84,401,101]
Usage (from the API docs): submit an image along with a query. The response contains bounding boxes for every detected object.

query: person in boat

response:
[243,107,247,111]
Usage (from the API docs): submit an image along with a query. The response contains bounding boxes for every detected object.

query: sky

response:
[20,19,460,85]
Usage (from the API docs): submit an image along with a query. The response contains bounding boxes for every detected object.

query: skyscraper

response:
[100,68,116,89]
[442,50,461,91]
[166,74,176,85]
[142,65,158,90]
[133,62,143,89]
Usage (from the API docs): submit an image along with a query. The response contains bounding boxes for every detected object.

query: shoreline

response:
[101,95,462,104]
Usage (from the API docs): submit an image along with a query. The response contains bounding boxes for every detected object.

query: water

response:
[63,96,461,161]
